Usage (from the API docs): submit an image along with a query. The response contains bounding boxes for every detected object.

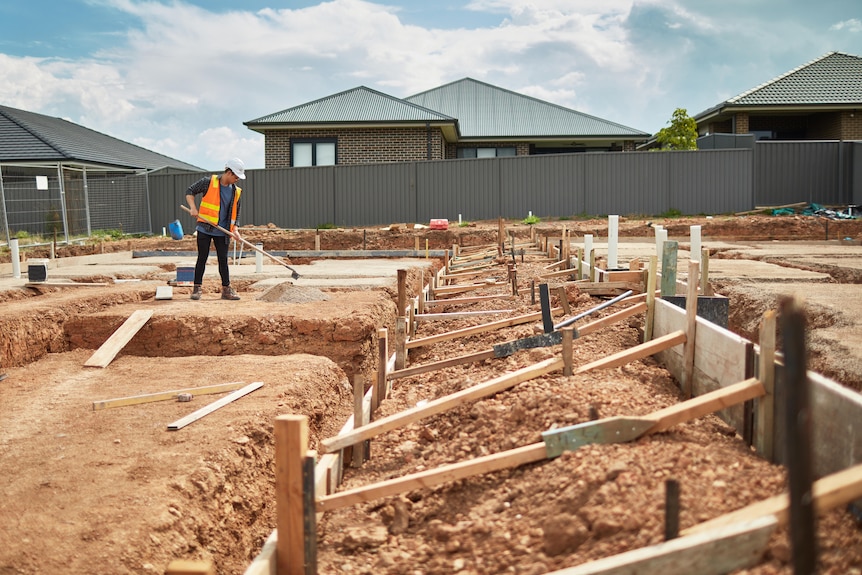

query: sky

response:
[1,0,860,171]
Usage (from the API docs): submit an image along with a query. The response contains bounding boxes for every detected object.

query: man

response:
[184,158,245,300]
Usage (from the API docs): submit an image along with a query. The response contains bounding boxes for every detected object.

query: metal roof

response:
[728,52,862,105]
[0,105,202,171]
[245,86,457,126]
[405,77,650,138]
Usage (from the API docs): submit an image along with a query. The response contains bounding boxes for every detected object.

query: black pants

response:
[194,232,231,286]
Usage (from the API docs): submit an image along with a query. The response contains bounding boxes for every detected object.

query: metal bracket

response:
[541,416,656,458]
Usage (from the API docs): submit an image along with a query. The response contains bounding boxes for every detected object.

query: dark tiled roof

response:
[729,52,862,105]
[406,78,650,138]
[0,105,201,171]
[246,86,456,126]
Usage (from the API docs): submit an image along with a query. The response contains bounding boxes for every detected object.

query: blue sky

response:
[1,0,860,170]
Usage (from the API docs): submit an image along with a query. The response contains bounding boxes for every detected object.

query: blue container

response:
[168,219,184,240]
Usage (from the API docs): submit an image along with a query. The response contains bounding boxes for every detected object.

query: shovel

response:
[181,205,301,279]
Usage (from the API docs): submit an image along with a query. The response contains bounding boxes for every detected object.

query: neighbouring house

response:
[694,51,862,141]
[0,104,202,241]
[244,78,651,168]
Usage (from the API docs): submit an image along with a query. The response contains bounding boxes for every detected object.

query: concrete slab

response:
[0,253,435,292]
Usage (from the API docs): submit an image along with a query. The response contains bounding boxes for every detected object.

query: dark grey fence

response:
[148,148,758,231]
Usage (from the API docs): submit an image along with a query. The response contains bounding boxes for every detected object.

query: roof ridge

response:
[247,85,455,124]
[407,77,648,135]
[727,51,850,103]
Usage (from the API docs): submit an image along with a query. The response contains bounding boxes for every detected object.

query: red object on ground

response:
[429,219,449,230]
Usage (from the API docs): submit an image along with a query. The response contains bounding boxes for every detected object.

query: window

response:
[291,139,337,167]
[457,147,517,158]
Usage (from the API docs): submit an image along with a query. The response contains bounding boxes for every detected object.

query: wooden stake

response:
[397,269,407,317]
[275,414,308,575]
[700,248,712,295]
[555,286,571,314]
[755,310,777,461]
[660,241,678,297]
[780,297,817,574]
[646,255,657,342]
[377,328,388,399]
[665,479,680,541]
[562,327,574,376]
[683,261,699,398]
[352,375,365,467]
[395,316,407,370]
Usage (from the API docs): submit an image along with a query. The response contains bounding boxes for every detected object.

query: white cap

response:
[225,157,246,179]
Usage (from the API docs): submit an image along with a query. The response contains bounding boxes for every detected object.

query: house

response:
[244,78,650,168]
[694,51,862,141]
[0,104,202,241]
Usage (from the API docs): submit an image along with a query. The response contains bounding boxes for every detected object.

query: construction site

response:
[1,213,862,575]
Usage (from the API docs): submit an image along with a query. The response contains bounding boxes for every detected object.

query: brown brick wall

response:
[706,111,862,140]
[733,112,749,134]
[263,127,447,168]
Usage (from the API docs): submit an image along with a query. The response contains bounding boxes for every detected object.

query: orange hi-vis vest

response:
[197,175,241,232]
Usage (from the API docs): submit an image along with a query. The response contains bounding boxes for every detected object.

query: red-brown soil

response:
[1,214,860,575]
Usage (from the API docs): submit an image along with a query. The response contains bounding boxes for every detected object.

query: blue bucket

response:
[168,219,184,240]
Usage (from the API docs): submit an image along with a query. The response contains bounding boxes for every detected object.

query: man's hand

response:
[187,205,199,217]
[232,229,242,242]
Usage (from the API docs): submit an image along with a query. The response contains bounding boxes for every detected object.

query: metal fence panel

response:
[669,149,753,214]
[499,154,586,219]
[148,172,205,236]
[585,152,670,216]
[85,171,151,235]
[334,163,415,227]
[415,158,500,222]
[245,167,334,229]
[755,141,842,206]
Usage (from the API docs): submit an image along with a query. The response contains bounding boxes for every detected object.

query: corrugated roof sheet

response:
[405,78,649,138]
[246,86,456,125]
[0,105,201,171]
[729,51,862,105]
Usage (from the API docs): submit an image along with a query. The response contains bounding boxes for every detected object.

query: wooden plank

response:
[406,308,561,349]
[92,381,246,410]
[645,378,764,434]
[576,302,647,337]
[544,516,776,575]
[683,462,862,536]
[242,530,278,575]
[602,270,644,283]
[576,330,686,374]
[387,349,496,381]
[167,381,263,430]
[432,281,506,296]
[422,293,515,307]
[316,443,548,512]
[415,310,512,321]
[25,281,110,287]
[320,357,563,453]
[84,309,154,368]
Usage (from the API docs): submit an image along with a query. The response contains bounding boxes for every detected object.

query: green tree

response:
[655,108,698,151]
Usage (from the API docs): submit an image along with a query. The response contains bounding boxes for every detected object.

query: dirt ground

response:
[1,213,861,575]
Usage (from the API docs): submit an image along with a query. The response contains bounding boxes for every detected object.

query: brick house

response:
[245,78,650,168]
[694,51,862,141]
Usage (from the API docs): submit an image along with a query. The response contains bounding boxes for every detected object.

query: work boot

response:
[221,285,240,300]
[190,285,202,300]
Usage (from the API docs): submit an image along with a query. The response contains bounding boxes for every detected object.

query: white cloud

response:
[830,18,862,33]
[3,0,861,169]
